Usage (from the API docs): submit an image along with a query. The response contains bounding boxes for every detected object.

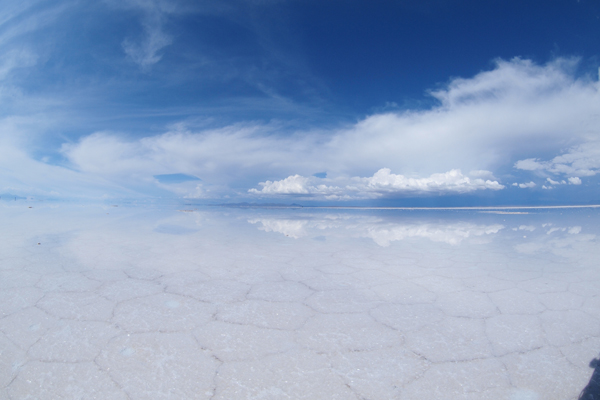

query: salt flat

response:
[1,204,599,399]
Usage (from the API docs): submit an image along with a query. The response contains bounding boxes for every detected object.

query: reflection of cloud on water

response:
[154,224,199,235]
[248,216,349,238]
[248,215,504,246]
[515,224,594,254]
[153,210,206,235]
[366,223,505,247]
[248,219,310,238]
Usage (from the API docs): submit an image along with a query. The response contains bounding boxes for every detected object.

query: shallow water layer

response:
[1,204,600,399]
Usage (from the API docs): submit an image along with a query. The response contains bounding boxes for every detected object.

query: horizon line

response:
[212,204,600,210]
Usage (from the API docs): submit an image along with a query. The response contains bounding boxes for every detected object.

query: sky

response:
[2,0,600,205]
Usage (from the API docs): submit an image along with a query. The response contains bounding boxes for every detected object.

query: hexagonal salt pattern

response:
[1,204,599,399]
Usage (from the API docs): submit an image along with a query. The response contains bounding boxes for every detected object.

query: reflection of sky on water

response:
[246,209,592,250]
[1,204,600,399]
[250,215,506,246]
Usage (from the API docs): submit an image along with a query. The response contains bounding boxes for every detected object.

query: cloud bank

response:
[55,57,600,200]
[249,169,503,200]
[2,57,600,202]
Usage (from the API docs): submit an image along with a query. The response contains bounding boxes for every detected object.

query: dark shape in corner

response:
[579,358,600,400]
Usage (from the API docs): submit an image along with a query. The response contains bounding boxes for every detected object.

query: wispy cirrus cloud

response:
[0,0,72,81]
[121,18,172,69]
[107,0,189,69]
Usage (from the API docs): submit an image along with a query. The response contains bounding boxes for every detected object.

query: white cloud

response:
[249,175,310,195]
[541,177,568,190]
[62,124,314,180]
[514,158,545,171]
[122,24,172,68]
[0,1,70,81]
[548,143,600,177]
[568,176,582,185]
[518,225,536,231]
[514,181,536,189]
[154,180,210,199]
[363,168,503,193]
[469,170,496,179]
[546,178,562,185]
[0,140,133,199]
[515,141,600,182]
[249,168,504,199]
[114,0,182,68]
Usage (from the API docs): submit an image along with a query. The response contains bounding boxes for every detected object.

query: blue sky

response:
[2,0,600,205]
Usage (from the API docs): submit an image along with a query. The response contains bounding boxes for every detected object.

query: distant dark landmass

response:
[0,193,27,201]
[210,202,304,208]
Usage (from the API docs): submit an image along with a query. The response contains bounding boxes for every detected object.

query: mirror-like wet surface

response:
[1,204,600,399]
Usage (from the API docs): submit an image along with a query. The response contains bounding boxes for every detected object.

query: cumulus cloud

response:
[249,168,503,199]
[512,182,536,189]
[540,177,572,190]
[249,175,310,195]
[363,168,503,193]
[546,178,563,185]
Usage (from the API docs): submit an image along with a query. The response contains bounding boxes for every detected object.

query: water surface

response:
[1,204,599,399]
